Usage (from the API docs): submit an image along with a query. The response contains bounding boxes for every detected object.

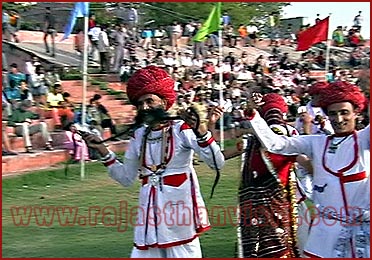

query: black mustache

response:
[135,108,182,126]
[85,108,182,144]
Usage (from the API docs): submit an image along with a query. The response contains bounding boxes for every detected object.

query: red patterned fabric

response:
[319,81,366,111]
[126,66,176,110]
[261,93,288,117]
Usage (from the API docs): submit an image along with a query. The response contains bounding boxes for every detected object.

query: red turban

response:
[126,66,176,110]
[308,81,328,95]
[261,93,288,118]
[319,81,366,112]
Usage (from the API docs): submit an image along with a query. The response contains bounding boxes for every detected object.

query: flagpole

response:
[324,39,331,79]
[218,28,224,151]
[80,13,89,180]
[324,14,332,80]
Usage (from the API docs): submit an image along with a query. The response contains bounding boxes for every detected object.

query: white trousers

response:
[15,121,52,148]
[130,237,202,258]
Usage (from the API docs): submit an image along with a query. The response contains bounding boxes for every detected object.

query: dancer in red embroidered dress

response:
[236,93,301,258]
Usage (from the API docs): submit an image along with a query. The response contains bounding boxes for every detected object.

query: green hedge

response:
[90,80,101,85]
[61,74,82,80]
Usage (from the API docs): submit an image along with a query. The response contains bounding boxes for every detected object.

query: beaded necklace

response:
[139,124,174,174]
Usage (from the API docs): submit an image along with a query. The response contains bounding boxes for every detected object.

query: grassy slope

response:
[2,157,242,258]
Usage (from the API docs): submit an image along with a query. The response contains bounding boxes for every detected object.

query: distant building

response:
[279,17,306,34]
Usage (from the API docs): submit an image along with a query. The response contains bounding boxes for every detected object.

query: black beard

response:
[135,107,171,126]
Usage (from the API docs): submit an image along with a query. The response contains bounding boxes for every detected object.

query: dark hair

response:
[10,63,17,68]
[93,94,101,100]
[65,122,74,130]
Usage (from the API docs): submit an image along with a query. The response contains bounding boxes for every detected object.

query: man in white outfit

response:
[82,65,225,258]
[245,80,369,258]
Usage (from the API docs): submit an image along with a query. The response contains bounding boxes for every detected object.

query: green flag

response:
[193,2,222,42]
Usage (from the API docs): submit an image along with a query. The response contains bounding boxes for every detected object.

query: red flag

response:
[296,17,329,51]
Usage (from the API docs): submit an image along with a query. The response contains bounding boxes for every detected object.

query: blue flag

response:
[62,2,89,41]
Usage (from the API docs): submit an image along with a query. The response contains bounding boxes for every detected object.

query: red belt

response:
[141,173,187,187]
[339,171,366,183]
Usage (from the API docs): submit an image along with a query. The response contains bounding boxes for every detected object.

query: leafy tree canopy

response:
[2,2,290,33]
[139,2,289,27]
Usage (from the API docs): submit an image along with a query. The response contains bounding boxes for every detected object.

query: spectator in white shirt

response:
[184,21,195,45]
[246,23,258,46]
[232,60,245,74]
[171,21,182,51]
[221,60,232,73]
[88,24,101,61]
[97,25,110,73]
[206,53,219,66]
[236,66,254,82]
[162,51,176,67]
[192,55,204,69]
[180,50,193,67]
[231,81,242,99]
[153,26,167,49]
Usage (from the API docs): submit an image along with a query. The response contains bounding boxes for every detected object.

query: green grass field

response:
[2,157,242,258]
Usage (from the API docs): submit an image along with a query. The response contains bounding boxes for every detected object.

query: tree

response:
[138,2,289,28]
[2,2,34,12]
[89,2,112,26]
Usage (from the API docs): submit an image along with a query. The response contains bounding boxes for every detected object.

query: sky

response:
[282,2,370,39]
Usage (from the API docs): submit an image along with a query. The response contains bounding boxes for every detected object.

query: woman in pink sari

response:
[63,123,90,161]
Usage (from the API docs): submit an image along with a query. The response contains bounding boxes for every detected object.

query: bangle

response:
[100,151,114,162]
[197,131,212,143]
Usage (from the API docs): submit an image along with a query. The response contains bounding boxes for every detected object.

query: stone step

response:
[5,118,56,135]
[90,73,121,83]
[108,82,127,92]
[7,123,115,152]
[68,95,127,106]
[16,30,75,46]
[9,131,67,153]
[61,80,126,92]
[61,81,127,106]
[61,80,88,88]
[62,87,126,101]
[2,140,130,176]
[2,149,70,176]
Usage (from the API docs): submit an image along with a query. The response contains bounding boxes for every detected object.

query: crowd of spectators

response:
[1,55,118,159]
[332,25,365,48]
[80,19,370,139]
[71,8,369,77]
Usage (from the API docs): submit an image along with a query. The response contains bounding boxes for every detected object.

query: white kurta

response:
[248,112,370,258]
[103,120,225,251]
